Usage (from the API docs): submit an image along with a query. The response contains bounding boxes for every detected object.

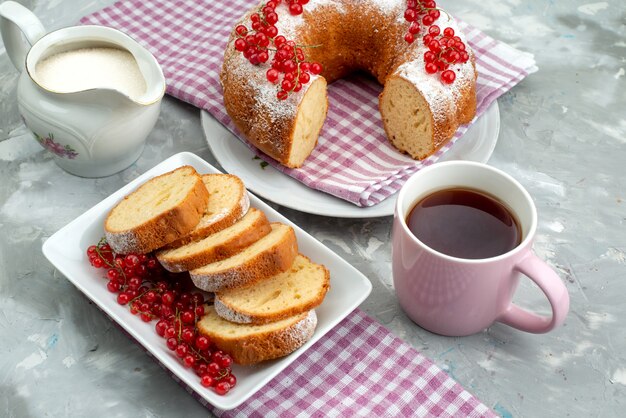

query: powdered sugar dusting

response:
[287,310,317,347]
[239,191,250,216]
[215,297,253,323]
[368,0,404,15]
[191,268,257,292]
[105,229,140,254]
[199,207,229,227]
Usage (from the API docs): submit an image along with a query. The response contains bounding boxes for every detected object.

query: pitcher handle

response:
[0,1,46,72]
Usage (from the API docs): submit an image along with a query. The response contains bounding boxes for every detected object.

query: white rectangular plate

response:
[42,152,372,410]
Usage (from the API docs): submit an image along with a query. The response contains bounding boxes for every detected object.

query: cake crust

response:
[104,166,209,254]
[197,308,317,365]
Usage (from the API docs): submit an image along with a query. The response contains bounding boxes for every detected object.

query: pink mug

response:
[392,161,569,336]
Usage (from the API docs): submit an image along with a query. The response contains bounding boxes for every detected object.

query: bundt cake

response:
[220,0,477,168]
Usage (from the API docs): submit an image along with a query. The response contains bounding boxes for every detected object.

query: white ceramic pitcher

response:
[0,1,165,177]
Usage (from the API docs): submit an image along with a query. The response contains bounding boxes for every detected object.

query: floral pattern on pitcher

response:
[33,132,79,159]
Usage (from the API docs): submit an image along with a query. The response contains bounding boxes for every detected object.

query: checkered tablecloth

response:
[82,0,537,207]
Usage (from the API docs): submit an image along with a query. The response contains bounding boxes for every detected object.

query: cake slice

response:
[190,223,298,292]
[165,174,250,248]
[214,255,330,324]
[197,306,317,365]
[104,166,209,254]
[156,208,271,272]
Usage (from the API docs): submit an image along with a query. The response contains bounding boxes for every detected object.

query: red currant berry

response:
[425,62,438,74]
[195,336,210,351]
[422,15,435,26]
[166,337,178,351]
[214,381,231,395]
[194,360,208,375]
[429,25,440,36]
[404,32,415,43]
[441,69,456,84]
[257,51,269,63]
[117,292,130,305]
[183,354,195,368]
[144,291,157,303]
[404,8,416,22]
[443,27,455,37]
[164,326,176,339]
[162,291,175,306]
[124,254,139,268]
[310,62,322,75]
[218,354,233,369]
[409,21,420,34]
[277,90,288,100]
[281,79,294,91]
[107,280,120,293]
[428,40,441,53]
[107,269,119,281]
[289,3,303,15]
[235,25,247,36]
[264,25,278,38]
[175,343,189,358]
[195,305,205,317]
[181,328,195,344]
[87,245,97,255]
[429,9,440,19]
[155,319,168,337]
[266,12,278,25]
[207,362,221,376]
[201,375,215,388]
[92,257,104,268]
[225,374,237,387]
[266,68,280,83]
[273,35,286,47]
[134,264,147,277]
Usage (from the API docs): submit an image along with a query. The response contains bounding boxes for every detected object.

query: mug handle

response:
[0,1,46,72]
[497,253,570,333]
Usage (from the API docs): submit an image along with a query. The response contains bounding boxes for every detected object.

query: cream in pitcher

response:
[34,47,147,100]
[0,1,165,177]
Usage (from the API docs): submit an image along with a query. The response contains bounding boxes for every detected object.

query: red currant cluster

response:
[422,26,469,84]
[267,39,322,100]
[233,1,323,100]
[403,1,468,84]
[403,0,441,43]
[87,239,237,395]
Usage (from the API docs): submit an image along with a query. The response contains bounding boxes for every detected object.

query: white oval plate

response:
[201,100,500,218]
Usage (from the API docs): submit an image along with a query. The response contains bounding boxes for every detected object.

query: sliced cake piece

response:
[197,306,317,365]
[166,174,250,248]
[156,208,271,273]
[214,254,330,324]
[190,223,298,292]
[105,166,209,254]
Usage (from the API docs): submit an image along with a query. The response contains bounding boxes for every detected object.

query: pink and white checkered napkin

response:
[180,310,494,417]
[81,0,536,207]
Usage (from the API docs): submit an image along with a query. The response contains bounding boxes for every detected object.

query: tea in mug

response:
[406,188,521,259]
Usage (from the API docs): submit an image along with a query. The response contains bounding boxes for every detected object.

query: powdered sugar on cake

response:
[214,298,253,324]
